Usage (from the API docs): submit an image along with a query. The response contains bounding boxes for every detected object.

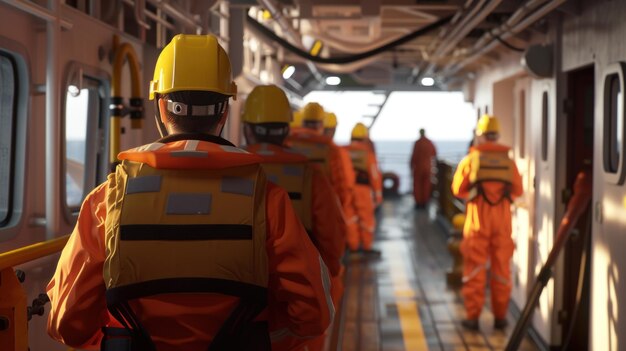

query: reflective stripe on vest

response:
[261,162,313,232]
[104,159,269,294]
[289,141,332,177]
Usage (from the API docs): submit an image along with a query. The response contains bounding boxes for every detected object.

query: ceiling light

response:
[260,70,269,82]
[326,76,341,86]
[282,65,295,80]
[421,77,435,86]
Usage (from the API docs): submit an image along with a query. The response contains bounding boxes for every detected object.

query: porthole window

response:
[0,53,16,226]
[541,91,549,161]
[63,64,109,213]
[602,63,626,184]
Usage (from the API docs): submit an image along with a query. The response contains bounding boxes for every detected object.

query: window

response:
[0,53,16,225]
[604,74,623,174]
[541,91,549,161]
[519,89,526,158]
[64,72,107,211]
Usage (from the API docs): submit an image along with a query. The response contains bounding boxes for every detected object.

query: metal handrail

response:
[0,235,69,271]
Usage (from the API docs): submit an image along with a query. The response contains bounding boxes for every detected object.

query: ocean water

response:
[373,139,469,194]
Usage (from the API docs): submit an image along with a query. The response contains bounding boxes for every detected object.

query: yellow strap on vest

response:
[262,163,313,232]
[104,160,268,291]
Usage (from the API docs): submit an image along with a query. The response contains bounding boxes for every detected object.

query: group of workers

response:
[46,34,383,351]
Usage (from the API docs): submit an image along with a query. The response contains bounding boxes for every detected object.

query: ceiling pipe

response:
[420,0,502,80]
[440,0,564,78]
[257,0,324,85]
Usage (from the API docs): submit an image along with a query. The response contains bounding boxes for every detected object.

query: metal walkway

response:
[338,196,539,351]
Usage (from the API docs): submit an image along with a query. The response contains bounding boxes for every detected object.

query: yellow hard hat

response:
[242,85,292,124]
[302,102,325,122]
[291,109,303,128]
[324,112,338,128]
[476,114,500,135]
[452,213,466,231]
[149,34,237,100]
[351,122,369,139]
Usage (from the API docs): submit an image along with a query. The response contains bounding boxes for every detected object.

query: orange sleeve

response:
[510,160,524,199]
[266,183,333,339]
[451,155,472,199]
[311,168,346,277]
[330,147,353,209]
[47,180,111,349]
[368,151,383,204]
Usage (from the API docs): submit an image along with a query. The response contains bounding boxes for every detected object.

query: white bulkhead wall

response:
[0,3,147,349]
[563,0,626,350]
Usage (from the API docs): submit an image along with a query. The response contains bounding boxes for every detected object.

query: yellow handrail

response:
[110,37,143,164]
[0,235,69,271]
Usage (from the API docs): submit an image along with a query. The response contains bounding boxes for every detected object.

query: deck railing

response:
[0,235,69,351]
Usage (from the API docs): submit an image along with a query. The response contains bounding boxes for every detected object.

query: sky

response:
[304,91,476,144]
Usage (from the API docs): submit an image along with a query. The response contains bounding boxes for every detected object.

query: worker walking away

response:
[344,123,382,257]
[451,114,523,331]
[241,84,346,306]
[410,128,437,209]
[47,34,333,351]
[288,103,359,251]
[242,86,345,351]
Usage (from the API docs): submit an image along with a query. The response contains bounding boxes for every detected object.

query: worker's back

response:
[47,137,333,351]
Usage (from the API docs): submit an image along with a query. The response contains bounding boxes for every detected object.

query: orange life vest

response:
[103,137,270,350]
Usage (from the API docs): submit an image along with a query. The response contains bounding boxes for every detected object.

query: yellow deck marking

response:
[388,244,429,350]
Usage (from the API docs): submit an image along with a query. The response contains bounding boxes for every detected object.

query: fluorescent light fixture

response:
[326,76,341,86]
[282,65,296,79]
[421,77,435,86]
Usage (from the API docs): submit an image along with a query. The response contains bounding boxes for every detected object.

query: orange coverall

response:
[344,141,381,251]
[245,143,346,296]
[287,128,359,248]
[47,138,333,351]
[451,142,523,320]
[410,136,437,205]
[365,139,383,207]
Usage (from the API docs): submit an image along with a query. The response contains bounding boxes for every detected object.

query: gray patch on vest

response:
[283,166,303,177]
[221,177,254,196]
[166,193,212,215]
[170,150,209,158]
[126,175,162,194]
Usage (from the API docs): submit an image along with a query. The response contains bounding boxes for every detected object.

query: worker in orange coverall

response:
[451,114,523,331]
[288,103,359,250]
[242,85,346,351]
[46,34,332,351]
[344,123,382,256]
[241,83,345,311]
[410,128,437,209]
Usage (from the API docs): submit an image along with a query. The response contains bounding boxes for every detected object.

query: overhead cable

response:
[246,14,453,65]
